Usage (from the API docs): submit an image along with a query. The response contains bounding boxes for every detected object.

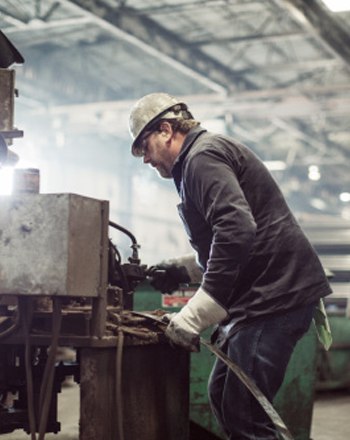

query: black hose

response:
[109,220,140,264]
[38,297,62,440]
[109,239,121,263]
[109,221,138,246]
[116,330,124,440]
[0,307,21,341]
[18,298,37,440]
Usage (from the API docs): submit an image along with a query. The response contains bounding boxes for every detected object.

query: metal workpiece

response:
[0,193,109,297]
[0,68,22,167]
[0,68,23,157]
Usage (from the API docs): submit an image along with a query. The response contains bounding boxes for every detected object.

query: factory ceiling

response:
[1,0,350,220]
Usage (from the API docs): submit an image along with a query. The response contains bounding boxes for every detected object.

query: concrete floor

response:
[1,383,349,440]
[310,389,350,440]
[1,379,79,440]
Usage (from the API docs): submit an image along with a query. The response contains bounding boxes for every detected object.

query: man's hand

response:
[163,287,228,352]
[165,315,200,352]
[148,264,191,294]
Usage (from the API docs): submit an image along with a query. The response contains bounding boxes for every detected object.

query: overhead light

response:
[264,161,286,171]
[322,0,350,12]
[308,165,321,181]
[339,192,350,202]
[310,198,327,210]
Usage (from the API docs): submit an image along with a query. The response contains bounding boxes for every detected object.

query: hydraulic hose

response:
[38,297,62,440]
[0,307,21,341]
[109,220,138,247]
[116,330,125,440]
[18,297,37,440]
[109,220,140,263]
[17,297,63,440]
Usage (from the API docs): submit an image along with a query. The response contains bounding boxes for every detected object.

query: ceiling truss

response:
[0,0,349,218]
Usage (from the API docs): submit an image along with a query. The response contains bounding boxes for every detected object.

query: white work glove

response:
[165,287,228,352]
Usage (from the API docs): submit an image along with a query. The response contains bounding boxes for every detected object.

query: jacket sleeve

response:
[185,148,257,307]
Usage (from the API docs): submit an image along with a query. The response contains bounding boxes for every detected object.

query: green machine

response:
[134,281,319,440]
[316,311,350,391]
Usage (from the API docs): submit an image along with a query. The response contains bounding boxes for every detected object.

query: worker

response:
[128,93,332,440]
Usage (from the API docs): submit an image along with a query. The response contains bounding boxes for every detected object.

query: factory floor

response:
[311,389,350,440]
[1,381,349,440]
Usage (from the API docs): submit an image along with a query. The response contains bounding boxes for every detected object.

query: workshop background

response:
[1,1,350,440]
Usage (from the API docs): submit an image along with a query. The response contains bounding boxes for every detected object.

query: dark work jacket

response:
[172,126,332,340]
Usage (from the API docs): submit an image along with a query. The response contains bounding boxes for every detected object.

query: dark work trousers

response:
[208,301,317,440]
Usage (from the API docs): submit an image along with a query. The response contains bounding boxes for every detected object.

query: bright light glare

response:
[0,168,14,195]
[264,161,286,171]
[322,0,350,12]
[308,165,321,181]
[310,198,327,210]
[339,192,350,202]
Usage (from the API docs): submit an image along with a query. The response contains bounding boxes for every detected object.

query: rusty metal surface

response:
[80,344,190,440]
[0,193,108,297]
[0,68,14,132]
[106,309,167,344]
[0,308,168,348]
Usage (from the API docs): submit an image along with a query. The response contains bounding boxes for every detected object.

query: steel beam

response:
[193,29,308,46]
[40,86,350,122]
[274,0,350,65]
[59,0,256,94]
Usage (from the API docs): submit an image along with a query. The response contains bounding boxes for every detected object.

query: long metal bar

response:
[200,338,294,440]
[193,29,308,46]
[42,85,350,122]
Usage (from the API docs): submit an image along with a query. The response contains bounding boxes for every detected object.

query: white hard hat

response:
[129,93,193,157]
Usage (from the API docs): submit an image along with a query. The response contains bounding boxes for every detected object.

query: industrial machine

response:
[0,33,189,440]
[0,191,190,440]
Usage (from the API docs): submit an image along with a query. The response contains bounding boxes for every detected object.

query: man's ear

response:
[159,121,173,139]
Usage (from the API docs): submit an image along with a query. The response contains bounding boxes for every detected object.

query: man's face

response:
[141,130,175,179]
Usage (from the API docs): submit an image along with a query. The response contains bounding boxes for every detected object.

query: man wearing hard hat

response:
[129,93,332,440]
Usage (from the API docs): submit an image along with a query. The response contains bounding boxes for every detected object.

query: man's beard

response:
[155,164,172,179]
